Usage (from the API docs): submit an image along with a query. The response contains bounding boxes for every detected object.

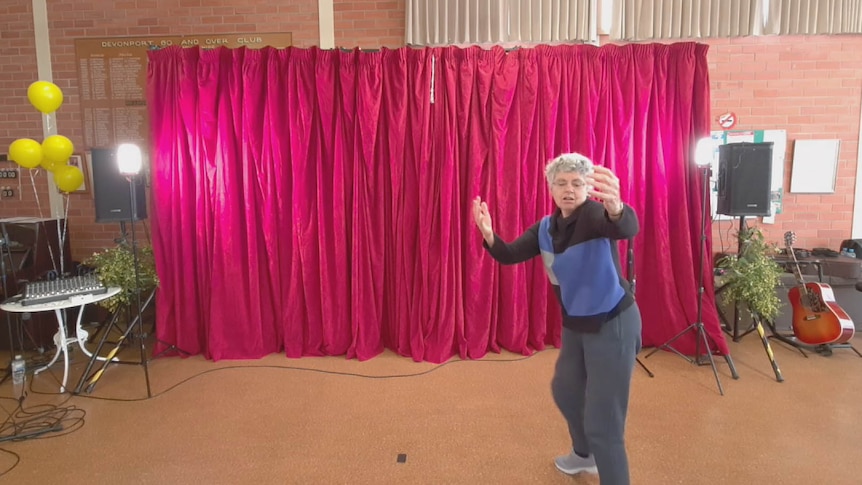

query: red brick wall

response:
[704,35,862,253]
[0,1,44,222]
[0,0,323,263]
[1,0,859,262]
[334,0,405,49]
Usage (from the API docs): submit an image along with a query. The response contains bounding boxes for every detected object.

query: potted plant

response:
[715,226,784,322]
[83,244,159,314]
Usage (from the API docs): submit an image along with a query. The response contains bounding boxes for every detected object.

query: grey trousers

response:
[551,303,642,485]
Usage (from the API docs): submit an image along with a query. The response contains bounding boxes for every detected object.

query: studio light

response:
[695,137,715,167]
[117,143,142,175]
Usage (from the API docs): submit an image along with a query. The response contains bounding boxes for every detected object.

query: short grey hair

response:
[544,152,594,185]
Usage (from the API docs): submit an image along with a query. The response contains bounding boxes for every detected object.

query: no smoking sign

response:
[717,112,737,129]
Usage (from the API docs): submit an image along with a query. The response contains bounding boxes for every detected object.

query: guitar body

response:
[788,282,856,345]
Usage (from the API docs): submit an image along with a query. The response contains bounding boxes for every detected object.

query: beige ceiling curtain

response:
[764,0,862,34]
[610,0,763,40]
[406,0,594,46]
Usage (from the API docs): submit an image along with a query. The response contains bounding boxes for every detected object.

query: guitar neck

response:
[785,245,809,294]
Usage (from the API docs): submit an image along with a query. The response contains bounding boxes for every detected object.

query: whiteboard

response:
[789,139,840,194]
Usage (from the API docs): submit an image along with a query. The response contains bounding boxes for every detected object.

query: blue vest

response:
[537,216,625,317]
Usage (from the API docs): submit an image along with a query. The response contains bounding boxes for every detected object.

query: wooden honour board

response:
[74,32,293,151]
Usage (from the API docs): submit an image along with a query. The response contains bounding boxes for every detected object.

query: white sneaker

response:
[554,450,598,475]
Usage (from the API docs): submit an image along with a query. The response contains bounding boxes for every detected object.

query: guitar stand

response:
[765,319,862,359]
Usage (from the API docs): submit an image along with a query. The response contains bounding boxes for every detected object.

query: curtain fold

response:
[764,0,862,35]
[407,0,594,46]
[612,0,763,40]
[147,42,727,363]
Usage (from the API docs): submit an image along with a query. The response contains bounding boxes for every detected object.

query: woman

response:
[472,152,641,485]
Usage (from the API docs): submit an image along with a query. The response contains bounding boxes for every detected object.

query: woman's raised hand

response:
[472,196,495,245]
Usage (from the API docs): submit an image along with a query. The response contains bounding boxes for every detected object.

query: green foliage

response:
[716,227,784,322]
[84,245,159,313]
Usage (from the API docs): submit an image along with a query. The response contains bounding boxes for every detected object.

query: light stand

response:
[626,238,654,378]
[118,144,152,398]
[128,172,152,397]
[76,146,190,395]
[645,138,738,395]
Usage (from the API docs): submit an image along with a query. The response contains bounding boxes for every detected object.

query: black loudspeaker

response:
[91,147,147,223]
[716,142,773,216]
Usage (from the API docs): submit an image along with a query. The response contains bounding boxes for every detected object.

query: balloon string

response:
[28,169,46,220]
[58,196,71,276]
[29,169,58,274]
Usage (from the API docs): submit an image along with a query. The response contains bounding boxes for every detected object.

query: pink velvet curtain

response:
[146,42,727,363]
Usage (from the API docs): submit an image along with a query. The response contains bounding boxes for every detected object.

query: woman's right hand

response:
[472,196,495,245]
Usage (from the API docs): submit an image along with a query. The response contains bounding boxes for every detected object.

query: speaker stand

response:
[728,216,747,342]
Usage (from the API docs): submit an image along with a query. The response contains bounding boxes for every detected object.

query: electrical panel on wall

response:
[0,155,20,200]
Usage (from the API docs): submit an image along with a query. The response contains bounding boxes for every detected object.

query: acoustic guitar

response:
[783,231,855,345]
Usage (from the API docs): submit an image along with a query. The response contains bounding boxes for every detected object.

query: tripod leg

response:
[851,345,862,358]
[135,288,192,361]
[696,324,724,395]
[635,357,654,378]
[643,322,698,361]
[83,302,149,395]
[73,309,122,394]
[724,354,739,379]
[83,314,138,394]
[753,316,783,382]
[150,336,192,360]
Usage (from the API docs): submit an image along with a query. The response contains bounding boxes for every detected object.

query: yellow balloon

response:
[27,81,64,114]
[8,138,43,169]
[54,165,84,193]
[42,135,74,163]
[40,158,66,172]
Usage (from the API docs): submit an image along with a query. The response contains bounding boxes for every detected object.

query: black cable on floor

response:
[32,350,542,403]
[2,349,545,477]
[0,391,84,477]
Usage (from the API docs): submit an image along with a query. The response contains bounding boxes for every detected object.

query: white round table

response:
[1,287,122,393]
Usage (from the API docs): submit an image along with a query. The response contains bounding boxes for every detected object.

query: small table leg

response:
[36,308,72,393]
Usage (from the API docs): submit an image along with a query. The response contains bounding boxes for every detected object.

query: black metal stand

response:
[74,175,190,396]
[716,217,785,382]
[0,229,17,387]
[112,201,189,361]
[73,289,155,395]
[76,178,154,397]
[128,177,152,398]
[645,165,737,395]
[725,216,754,342]
[625,238,654,378]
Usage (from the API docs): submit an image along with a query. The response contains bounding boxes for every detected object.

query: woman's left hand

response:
[587,166,624,216]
